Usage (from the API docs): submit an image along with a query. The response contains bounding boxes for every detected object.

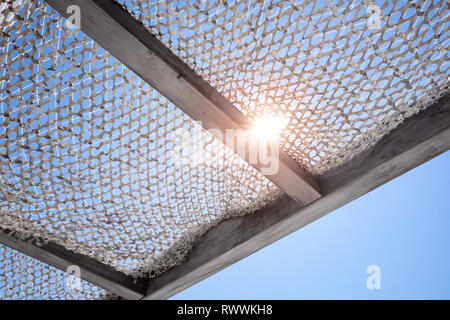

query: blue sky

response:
[173,151,450,299]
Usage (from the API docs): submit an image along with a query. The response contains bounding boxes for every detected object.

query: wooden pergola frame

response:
[0,0,448,299]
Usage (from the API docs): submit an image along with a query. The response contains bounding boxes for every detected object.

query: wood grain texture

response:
[43,0,321,206]
[0,228,146,299]
[144,94,450,299]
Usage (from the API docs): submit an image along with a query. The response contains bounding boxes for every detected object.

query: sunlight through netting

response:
[118,0,449,173]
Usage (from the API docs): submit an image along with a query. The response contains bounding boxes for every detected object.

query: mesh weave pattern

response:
[118,0,450,174]
[0,0,280,282]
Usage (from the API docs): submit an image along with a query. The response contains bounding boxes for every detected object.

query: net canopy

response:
[0,0,449,299]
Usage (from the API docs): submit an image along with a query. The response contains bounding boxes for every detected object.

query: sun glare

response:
[250,115,288,141]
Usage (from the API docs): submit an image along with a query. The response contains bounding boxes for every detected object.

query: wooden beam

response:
[0,228,146,299]
[143,94,450,299]
[43,0,321,206]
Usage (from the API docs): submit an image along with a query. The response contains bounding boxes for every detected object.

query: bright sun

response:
[250,115,288,141]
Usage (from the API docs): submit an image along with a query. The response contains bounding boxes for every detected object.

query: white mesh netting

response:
[0,240,115,299]
[0,0,281,286]
[118,0,449,174]
[0,0,449,299]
